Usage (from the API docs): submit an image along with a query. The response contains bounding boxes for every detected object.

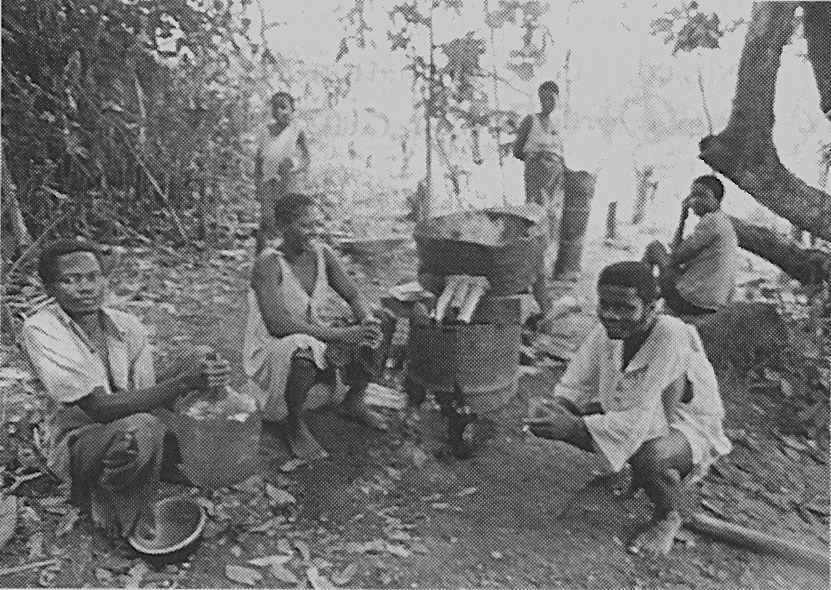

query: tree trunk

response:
[730,215,830,285]
[632,166,655,225]
[698,3,831,241]
[802,2,831,118]
[1,143,34,259]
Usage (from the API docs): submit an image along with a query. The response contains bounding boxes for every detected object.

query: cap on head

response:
[38,239,104,285]
[538,81,559,96]
[693,174,724,202]
[597,261,657,303]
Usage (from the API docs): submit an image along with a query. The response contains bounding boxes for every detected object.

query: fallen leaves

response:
[306,566,335,589]
[265,484,296,508]
[331,563,358,586]
[384,542,410,558]
[26,531,44,560]
[294,539,311,561]
[269,564,300,585]
[225,564,263,586]
[248,554,292,567]
[54,507,80,538]
[0,495,19,550]
[279,458,306,473]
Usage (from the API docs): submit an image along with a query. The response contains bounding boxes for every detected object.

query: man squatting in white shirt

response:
[525,261,732,557]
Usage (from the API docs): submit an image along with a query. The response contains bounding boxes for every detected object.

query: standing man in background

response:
[513,81,565,320]
[255,91,311,253]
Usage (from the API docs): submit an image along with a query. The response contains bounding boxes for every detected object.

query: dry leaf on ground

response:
[294,539,311,561]
[26,531,44,559]
[225,565,263,585]
[0,495,19,549]
[123,562,150,589]
[248,554,292,567]
[307,566,336,589]
[265,484,296,507]
[280,458,306,473]
[55,507,80,538]
[385,542,411,558]
[270,564,300,584]
[332,563,358,586]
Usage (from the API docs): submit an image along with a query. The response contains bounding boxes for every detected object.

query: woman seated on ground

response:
[243,193,395,460]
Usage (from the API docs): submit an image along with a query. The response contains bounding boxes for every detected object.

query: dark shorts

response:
[660,278,716,317]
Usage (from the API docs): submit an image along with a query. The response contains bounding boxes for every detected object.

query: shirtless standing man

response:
[255,91,311,253]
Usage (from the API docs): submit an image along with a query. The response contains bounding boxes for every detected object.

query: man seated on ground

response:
[21,239,231,540]
[243,193,396,461]
[525,261,732,556]
[642,175,738,317]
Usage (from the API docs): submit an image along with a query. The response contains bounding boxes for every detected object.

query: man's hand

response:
[337,324,382,348]
[524,405,579,441]
[181,347,231,390]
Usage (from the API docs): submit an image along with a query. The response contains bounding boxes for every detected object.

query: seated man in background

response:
[642,175,738,316]
[525,261,732,556]
[244,193,395,461]
[22,239,231,540]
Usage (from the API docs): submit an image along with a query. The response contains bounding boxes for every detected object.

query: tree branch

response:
[698,2,831,241]
[802,2,831,119]
[730,215,829,286]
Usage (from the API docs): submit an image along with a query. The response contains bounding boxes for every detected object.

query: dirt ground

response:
[0,233,828,589]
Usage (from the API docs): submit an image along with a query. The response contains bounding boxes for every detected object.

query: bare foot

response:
[628,510,683,557]
[337,401,390,431]
[286,417,329,461]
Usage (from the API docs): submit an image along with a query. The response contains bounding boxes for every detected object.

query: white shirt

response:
[554,315,732,472]
[21,304,155,478]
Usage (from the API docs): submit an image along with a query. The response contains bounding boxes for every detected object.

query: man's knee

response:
[117,413,166,447]
[631,433,691,479]
[290,349,319,374]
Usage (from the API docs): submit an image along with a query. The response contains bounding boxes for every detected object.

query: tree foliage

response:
[2,0,259,246]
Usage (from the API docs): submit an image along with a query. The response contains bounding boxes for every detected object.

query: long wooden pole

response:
[686,513,828,574]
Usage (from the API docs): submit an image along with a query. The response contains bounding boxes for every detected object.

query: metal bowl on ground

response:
[128,496,206,556]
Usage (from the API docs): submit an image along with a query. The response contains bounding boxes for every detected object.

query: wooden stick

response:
[686,513,828,573]
[0,559,59,577]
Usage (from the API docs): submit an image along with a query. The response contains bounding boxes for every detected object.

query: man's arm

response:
[670,215,717,266]
[552,326,603,410]
[75,377,196,423]
[512,115,533,161]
